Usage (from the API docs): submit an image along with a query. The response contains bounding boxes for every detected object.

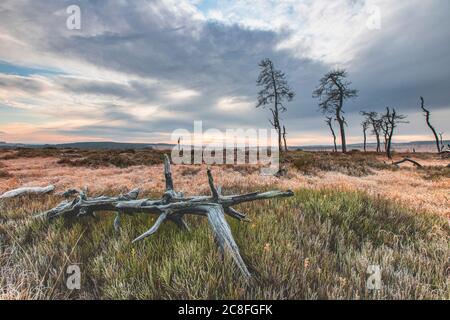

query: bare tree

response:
[361,119,370,152]
[256,58,295,155]
[384,107,408,159]
[313,70,358,153]
[361,111,382,152]
[325,116,338,152]
[380,113,390,152]
[282,125,288,152]
[420,97,441,153]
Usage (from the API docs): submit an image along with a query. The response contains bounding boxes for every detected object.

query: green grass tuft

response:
[0,188,448,299]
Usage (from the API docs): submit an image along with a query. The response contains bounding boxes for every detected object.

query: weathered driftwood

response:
[37,155,294,278]
[0,185,55,200]
[392,157,423,168]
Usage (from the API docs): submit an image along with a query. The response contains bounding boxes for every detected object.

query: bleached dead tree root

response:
[36,155,294,279]
[0,185,55,200]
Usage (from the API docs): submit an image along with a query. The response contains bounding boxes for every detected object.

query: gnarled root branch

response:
[0,185,55,200]
[392,157,423,168]
[37,155,294,279]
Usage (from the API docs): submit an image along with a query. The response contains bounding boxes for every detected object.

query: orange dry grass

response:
[0,156,449,217]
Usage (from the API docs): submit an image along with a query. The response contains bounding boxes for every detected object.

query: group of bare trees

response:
[256,58,445,158]
[360,96,446,157]
[360,108,408,158]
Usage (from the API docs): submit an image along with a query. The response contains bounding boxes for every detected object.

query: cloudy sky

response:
[0,0,449,145]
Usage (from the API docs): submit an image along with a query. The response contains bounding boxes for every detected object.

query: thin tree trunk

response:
[282,126,288,152]
[376,134,380,152]
[278,125,282,156]
[386,110,395,159]
[336,98,346,153]
[420,97,441,153]
[363,129,367,152]
[336,112,346,153]
[387,130,393,159]
[372,123,381,152]
[270,63,282,156]
[327,119,337,152]
[339,120,346,153]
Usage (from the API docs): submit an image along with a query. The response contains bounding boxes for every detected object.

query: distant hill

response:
[0,141,175,150]
[0,140,448,152]
[294,140,450,152]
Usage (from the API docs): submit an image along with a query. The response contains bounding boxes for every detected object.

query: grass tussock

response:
[418,165,450,181]
[0,147,166,168]
[0,188,448,300]
[56,149,165,168]
[0,169,11,178]
[287,151,392,176]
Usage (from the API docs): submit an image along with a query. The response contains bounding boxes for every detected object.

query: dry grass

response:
[0,148,449,300]
[419,166,450,181]
[0,187,448,300]
[0,169,11,178]
[0,149,448,216]
[287,151,392,176]
[0,147,165,168]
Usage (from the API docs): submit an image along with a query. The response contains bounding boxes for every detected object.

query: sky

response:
[0,0,449,146]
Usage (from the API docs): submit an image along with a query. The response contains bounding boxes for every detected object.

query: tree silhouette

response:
[420,97,441,153]
[361,111,382,152]
[313,70,357,153]
[282,125,288,152]
[361,118,370,152]
[325,116,337,152]
[256,58,295,155]
[383,107,408,159]
[380,113,390,152]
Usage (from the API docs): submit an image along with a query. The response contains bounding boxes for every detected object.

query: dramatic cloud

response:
[0,0,449,144]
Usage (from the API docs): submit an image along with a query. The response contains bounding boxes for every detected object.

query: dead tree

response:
[282,125,288,152]
[420,97,441,153]
[361,111,381,152]
[313,70,358,153]
[325,116,338,152]
[36,155,294,279]
[361,119,370,152]
[256,58,295,155]
[373,118,383,153]
[384,107,408,159]
[380,113,390,152]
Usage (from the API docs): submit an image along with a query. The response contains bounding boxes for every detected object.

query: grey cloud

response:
[0,0,449,143]
[0,75,47,93]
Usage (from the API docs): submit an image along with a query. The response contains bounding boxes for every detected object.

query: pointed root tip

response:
[132,236,144,244]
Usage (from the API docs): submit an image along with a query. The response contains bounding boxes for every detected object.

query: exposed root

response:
[392,157,423,168]
[37,155,294,278]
